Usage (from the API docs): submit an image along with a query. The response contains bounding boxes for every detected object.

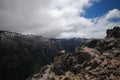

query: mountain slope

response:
[0,31,60,80]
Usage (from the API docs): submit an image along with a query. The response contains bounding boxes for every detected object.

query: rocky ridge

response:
[29,27,120,80]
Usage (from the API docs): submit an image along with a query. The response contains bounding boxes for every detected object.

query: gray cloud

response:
[0,0,120,38]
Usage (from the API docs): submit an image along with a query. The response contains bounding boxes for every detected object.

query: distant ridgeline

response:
[50,38,87,53]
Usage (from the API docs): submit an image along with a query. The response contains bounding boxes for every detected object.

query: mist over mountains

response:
[0,0,120,38]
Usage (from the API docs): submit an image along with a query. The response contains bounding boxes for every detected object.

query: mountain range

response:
[0,31,86,80]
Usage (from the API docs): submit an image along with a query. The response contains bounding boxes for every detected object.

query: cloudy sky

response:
[0,0,120,38]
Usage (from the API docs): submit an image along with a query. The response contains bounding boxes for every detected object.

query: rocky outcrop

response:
[85,27,120,52]
[29,27,120,80]
[106,26,120,38]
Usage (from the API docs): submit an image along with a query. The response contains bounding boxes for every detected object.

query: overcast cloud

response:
[0,0,120,38]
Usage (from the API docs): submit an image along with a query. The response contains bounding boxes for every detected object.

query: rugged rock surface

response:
[29,27,120,80]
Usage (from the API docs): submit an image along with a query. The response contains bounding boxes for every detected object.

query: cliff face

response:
[30,27,120,80]
[0,31,60,80]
